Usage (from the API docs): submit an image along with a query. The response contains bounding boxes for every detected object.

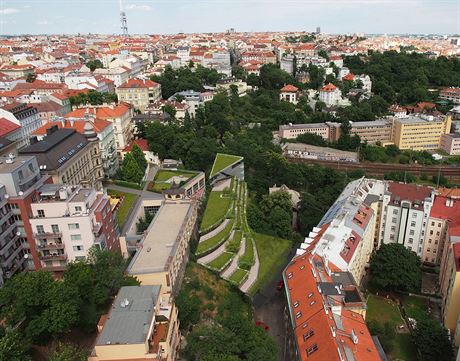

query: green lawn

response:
[210,153,243,178]
[200,191,233,231]
[207,252,234,271]
[154,169,197,182]
[107,190,138,227]
[226,230,242,253]
[229,268,248,285]
[149,182,171,193]
[196,218,235,256]
[367,294,418,361]
[238,235,254,270]
[401,295,428,321]
[249,233,291,296]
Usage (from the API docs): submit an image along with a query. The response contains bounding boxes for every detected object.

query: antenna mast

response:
[119,0,128,36]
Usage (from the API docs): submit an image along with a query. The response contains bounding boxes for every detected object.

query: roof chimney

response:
[29,136,38,145]
[46,124,58,136]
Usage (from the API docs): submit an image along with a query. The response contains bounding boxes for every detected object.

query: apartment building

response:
[284,230,380,361]
[282,143,359,163]
[65,103,134,156]
[440,87,460,104]
[33,116,119,178]
[116,78,162,113]
[278,123,330,140]
[19,127,104,190]
[279,84,299,104]
[0,64,34,79]
[94,67,130,87]
[29,184,119,272]
[0,154,50,273]
[440,133,460,155]
[89,285,180,361]
[345,119,393,144]
[0,102,42,148]
[393,114,452,150]
[127,200,198,295]
[319,83,342,107]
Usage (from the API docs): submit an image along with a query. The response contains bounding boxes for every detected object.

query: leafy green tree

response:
[296,132,327,146]
[369,243,421,292]
[0,331,31,361]
[162,104,177,121]
[130,143,147,171]
[86,59,103,72]
[318,49,329,61]
[413,318,453,361]
[48,343,87,361]
[232,65,246,80]
[136,211,154,233]
[26,73,36,83]
[121,153,144,184]
[259,63,295,90]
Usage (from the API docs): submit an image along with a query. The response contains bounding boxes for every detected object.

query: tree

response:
[296,132,327,146]
[136,211,154,233]
[412,318,453,361]
[86,59,103,72]
[318,49,329,61]
[130,143,147,171]
[26,73,36,83]
[121,153,144,184]
[369,243,421,292]
[48,343,87,361]
[0,331,31,361]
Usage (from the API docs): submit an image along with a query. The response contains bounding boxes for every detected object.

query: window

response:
[36,225,44,234]
[409,230,415,235]
[412,213,417,218]
[72,245,84,252]
[70,234,82,241]
[393,209,398,215]
[288,272,293,279]
[303,329,315,341]
[411,221,416,227]
[37,209,45,218]
[75,206,82,212]
[392,217,397,223]
[51,224,60,233]
[306,343,318,356]
[68,223,80,230]
[296,311,302,319]
[294,301,300,308]
[308,292,314,298]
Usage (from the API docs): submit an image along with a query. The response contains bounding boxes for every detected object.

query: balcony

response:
[33,231,62,239]
[39,252,67,261]
[92,222,102,236]
[37,242,65,251]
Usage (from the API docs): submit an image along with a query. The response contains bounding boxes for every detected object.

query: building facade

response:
[0,102,42,148]
[116,78,162,113]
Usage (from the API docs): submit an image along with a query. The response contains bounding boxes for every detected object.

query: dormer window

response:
[288,272,293,279]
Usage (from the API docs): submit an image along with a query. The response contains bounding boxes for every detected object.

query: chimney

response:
[30,136,38,145]
[46,124,58,136]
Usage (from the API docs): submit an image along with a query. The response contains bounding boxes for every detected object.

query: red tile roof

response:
[430,195,460,237]
[123,138,149,152]
[387,182,433,208]
[281,84,299,92]
[32,118,111,136]
[342,73,355,81]
[118,78,160,89]
[320,83,338,92]
[0,117,20,137]
[65,103,131,119]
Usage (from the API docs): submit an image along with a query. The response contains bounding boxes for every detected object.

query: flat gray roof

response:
[127,201,193,274]
[280,122,327,130]
[0,155,35,173]
[96,285,160,345]
[284,142,358,157]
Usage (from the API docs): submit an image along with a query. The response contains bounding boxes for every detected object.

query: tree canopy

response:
[369,243,421,292]
[69,90,117,107]
[412,318,453,361]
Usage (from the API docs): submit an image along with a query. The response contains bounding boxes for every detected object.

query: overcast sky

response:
[0,0,459,35]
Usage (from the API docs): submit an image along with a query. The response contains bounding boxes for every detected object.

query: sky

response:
[0,0,459,35]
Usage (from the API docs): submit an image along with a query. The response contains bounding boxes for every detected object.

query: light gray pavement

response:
[212,178,232,191]
[221,238,246,279]
[240,237,260,293]
[199,219,230,242]
[197,230,235,265]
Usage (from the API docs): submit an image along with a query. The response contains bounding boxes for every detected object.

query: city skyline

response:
[0,0,459,36]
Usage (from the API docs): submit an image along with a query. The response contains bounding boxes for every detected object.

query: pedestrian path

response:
[222,238,246,278]
[199,219,230,243]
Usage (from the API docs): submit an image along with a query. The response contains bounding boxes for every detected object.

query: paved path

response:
[240,237,260,293]
[106,183,142,195]
[222,238,246,279]
[212,178,232,191]
[197,230,234,265]
[199,219,230,242]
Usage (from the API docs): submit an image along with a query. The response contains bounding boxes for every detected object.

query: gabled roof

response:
[65,103,131,119]
[32,118,111,136]
[0,117,21,137]
[118,78,160,89]
[320,83,338,92]
[281,84,299,92]
[209,153,243,179]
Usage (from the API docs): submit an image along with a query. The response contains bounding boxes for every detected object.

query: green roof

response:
[210,153,243,178]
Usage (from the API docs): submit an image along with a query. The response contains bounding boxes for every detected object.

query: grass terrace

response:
[207,252,234,272]
[196,218,235,256]
[249,233,291,295]
[200,190,233,232]
[154,169,198,182]
[229,268,248,285]
[226,230,242,253]
[210,153,243,178]
[107,190,138,227]
[238,235,255,270]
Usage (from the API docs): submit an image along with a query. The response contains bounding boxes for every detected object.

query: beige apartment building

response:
[127,200,198,295]
[29,184,119,272]
[116,78,162,113]
[89,285,180,361]
[393,114,452,150]
[19,127,104,190]
[278,123,330,140]
[440,133,460,155]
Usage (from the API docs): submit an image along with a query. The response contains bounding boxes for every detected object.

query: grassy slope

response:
[210,153,243,178]
[107,190,138,227]
[200,191,232,231]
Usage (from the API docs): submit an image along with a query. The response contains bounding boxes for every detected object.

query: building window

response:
[393,209,398,215]
[70,234,82,241]
[303,329,315,341]
[75,206,82,212]
[51,224,60,233]
[68,223,80,230]
[409,230,415,235]
[294,301,300,308]
[306,343,318,356]
[36,225,44,234]
[296,311,302,319]
[392,217,397,223]
[411,221,416,227]
[37,209,45,218]
[72,245,84,252]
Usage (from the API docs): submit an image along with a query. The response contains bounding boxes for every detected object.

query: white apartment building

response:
[319,83,342,107]
[0,103,43,148]
[29,184,119,272]
[94,67,130,87]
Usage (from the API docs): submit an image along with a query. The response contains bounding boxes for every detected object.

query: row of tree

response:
[119,143,148,184]
[69,90,118,107]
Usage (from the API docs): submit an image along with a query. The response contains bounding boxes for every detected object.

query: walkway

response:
[212,178,232,191]
[197,230,235,265]
[222,238,246,279]
[199,219,230,242]
[240,237,260,293]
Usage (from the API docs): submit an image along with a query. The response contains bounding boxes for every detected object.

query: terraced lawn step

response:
[228,268,249,286]
[206,252,234,272]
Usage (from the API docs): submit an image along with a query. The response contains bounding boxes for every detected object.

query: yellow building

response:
[89,285,180,361]
[393,114,452,150]
[116,78,162,113]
